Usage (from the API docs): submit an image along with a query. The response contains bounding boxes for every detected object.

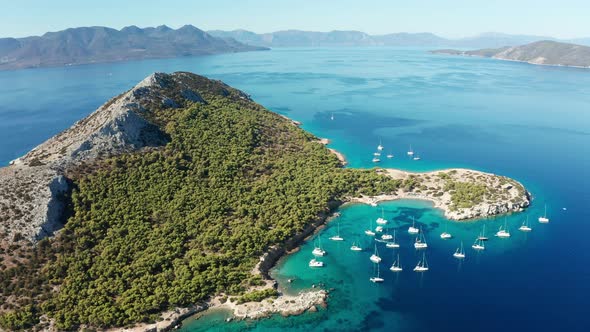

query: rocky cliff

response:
[0,72,244,243]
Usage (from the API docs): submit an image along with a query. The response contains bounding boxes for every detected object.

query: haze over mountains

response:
[0,25,267,70]
[208,29,590,48]
[432,41,590,68]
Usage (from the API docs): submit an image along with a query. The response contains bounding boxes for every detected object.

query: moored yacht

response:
[309,258,324,268]
[385,230,400,248]
[472,238,485,250]
[312,235,326,256]
[408,217,420,234]
[477,224,489,241]
[453,241,466,259]
[370,244,382,263]
[365,219,376,236]
[414,228,428,249]
[538,204,550,223]
[413,253,429,272]
[329,221,344,241]
[495,218,511,238]
[370,264,384,283]
[407,145,414,156]
[519,216,532,232]
[390,254,403,272]
[440,221,452,239]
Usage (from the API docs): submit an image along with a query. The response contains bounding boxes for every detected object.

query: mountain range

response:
[208,30,590,48]
[432,40,590,68]
[0,25,267,70]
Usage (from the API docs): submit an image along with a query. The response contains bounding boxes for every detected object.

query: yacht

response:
[309,258,324,268]
[472,238,485,251]
[372,157,381,163]
[495,218,511,238]
[376,208,388,225]
[453,241,466,259]
[365,219,376,236]
[390,254,403,272]
[377,140,384,151]
[375,226,384,233]
[518,216,532,232]
[413,253,429,272]
[385,230,400,248]
[381,229,393,240]
[370,244,382,263]
[538,204,550,223]
[370,264,385,283]
[330,113,334,121]
[414,228,428,249]
[350,240,363,251]
[386,152,394,159]
[312,236,326,256]
[408,217,420,234]
[440,221,452,239]
[407,145,414,156]
[329,221,344,241]
[412,155,421,161]
[477,224,489,241]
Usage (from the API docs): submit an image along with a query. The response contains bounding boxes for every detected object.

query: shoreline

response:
[114,148,529,331]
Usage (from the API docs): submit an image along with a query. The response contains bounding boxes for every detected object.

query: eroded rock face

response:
[0,72,228,243]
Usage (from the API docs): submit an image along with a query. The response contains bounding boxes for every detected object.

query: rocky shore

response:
[349,168,530,220]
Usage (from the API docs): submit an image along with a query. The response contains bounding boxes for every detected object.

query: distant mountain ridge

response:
[0,25,267,70]
[432,40,590,68]
[208,29,590,48]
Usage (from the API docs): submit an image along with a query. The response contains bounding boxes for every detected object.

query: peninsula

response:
[0,72,529,331]
[432,40,590,68]
[0,25,267,71]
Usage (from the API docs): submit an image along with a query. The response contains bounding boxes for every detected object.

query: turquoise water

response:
[0,48,589,331]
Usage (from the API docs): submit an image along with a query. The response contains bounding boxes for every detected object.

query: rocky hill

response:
[0,72,244,243]
[0,25,267,70]
[432,40,590,68]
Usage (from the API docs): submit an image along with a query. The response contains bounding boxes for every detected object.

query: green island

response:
[0,72,529,331]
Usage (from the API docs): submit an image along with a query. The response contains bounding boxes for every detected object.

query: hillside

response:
[0,25,267,70]
[0,72,529,330]
[432,40,590,68]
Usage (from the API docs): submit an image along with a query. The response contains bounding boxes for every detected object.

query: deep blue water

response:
[0,48,589,331]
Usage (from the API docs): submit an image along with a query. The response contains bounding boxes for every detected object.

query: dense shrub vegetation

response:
[0,80,400,330]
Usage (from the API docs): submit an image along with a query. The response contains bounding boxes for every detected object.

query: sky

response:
[1,0,589,39]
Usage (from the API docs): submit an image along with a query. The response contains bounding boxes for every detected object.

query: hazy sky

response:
[2,0,589,39]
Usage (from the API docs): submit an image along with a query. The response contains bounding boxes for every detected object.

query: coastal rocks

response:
[227,290,327,320]
[350,168,530,221]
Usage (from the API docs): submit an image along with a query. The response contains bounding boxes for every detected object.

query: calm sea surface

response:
[0,48,589,331]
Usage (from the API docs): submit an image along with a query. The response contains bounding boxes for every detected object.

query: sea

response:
[0,47,589,332]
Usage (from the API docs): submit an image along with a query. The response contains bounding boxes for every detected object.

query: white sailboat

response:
[413,253,429,272]
[373,152,381,156]
[519,216,532,232]
[412,154,421,161]
[414,228,428,249]
[408,217,420,234]
[386,151,394,159]
[472,238,485,251]
[375,226,384,233]
[309,258,324,267]
[495,218,511,238]
[330,113,334,121]
[377,139,384,151]
[329,221,344,241]
[370,263,385,283]
[390,254,403,272]
[538,204,550,223]
[453,241,466,259]
[407,145,414,156]
[477,224,489,241]
[372,157,381,163]
[365,219,376,236]
[381,230,393,241]
[440,221,452,239]
[376,208,388,225]
[350,238,363,251]
[312,235,326,256]
[386,230,400,248]
[370,244,382,263]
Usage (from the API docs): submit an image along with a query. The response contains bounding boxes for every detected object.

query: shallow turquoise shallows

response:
[0,47,589,332]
